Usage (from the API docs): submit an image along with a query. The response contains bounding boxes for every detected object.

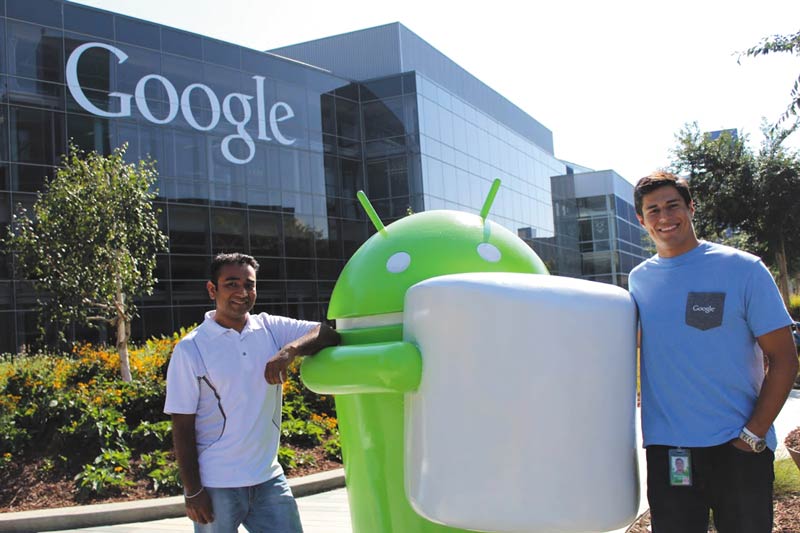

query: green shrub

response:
[789,294,800,320]
[278,447,297,471]
[281,418,325,447]
[0,417,28,456]
[279,358,339,449]
[0,451,13,470]
[74,448,134,497]
[131,420,173,451]
[323,436,342,462]
[139,450,180,493]
[295,451,316,468]
[0,330,341,501]
[57,403,129,458]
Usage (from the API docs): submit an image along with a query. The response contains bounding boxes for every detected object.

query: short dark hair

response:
[634,171,692,216]
[210,253,260,285]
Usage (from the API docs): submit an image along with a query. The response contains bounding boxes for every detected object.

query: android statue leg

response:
[335,393,469,533]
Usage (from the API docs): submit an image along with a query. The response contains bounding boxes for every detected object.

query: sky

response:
[70,0,800,183]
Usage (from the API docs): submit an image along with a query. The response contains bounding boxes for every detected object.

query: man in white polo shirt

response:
[165,253,340,533]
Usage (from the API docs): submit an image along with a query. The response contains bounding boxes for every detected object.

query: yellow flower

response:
[114,466,123,472]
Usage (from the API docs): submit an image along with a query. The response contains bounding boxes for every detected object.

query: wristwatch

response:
[738,427,767,453]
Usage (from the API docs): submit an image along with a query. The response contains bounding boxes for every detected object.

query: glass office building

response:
[552,170,651,288]
[0,0,642,353]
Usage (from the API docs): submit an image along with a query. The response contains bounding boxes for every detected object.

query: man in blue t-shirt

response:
[629,171,798,533]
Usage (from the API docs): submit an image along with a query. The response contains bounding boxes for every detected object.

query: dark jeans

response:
[646,444,774,533]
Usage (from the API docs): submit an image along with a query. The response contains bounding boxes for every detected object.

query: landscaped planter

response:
[786,426,800,472]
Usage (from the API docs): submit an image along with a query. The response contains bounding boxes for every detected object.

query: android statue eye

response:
[386,251,411,273]
[477,242,501,263]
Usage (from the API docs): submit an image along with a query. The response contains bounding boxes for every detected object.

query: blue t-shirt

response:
[629,241,791,451]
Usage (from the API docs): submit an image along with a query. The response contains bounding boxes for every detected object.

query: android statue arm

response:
[301,333,421,395]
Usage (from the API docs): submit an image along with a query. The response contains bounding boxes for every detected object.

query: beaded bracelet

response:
[184,487,204,499]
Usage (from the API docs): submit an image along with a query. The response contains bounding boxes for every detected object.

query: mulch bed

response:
[0,445,340,513]
[626,492,800,532]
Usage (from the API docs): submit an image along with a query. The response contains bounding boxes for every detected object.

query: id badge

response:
[668,448,692,486]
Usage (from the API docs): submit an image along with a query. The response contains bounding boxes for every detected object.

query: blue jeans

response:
[196,474,303,533]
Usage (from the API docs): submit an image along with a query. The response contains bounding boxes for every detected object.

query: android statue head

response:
[328,179,549,322]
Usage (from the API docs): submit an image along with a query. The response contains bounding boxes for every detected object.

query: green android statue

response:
[301,180,548,532]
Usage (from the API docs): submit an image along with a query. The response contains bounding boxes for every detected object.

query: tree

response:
[6,143,168,381]
[754,128,800,303]
[740,29,800,131]
[670,124,757,239]
[671,123,800,305]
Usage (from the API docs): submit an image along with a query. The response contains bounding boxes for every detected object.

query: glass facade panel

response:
[363,98,405,140]
[252,254,281,281]
[283,213,315,258]
[170,254,210,280]
[257,280,286,303]
[10,163,51,192]
[335,97,360,140]
[285,258,316,280]
[361,76,402,101]
[592,217,609,240]
[161,27,202,60]
[0,105,8,163]
[341,220,366,257]
[9,106,65,166]
[171,280,210,306]
[7,0,62,28]
[211,208,247,253]
[67,113,110,154]
[202,38,240,69]
[7,21,64,83]
[115,16,160,49]
[0,20,5,75]
[168,204,210,254]
[63,3,114,39]
[249,210,283,256]
[8,74,65,110]
[367,160,390,199]
[0,313,15,349]
[137,307,174,339]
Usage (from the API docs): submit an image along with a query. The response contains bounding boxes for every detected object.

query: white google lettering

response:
[692,304,716,314]
[181,83,221,131]
[252,75,271,141]
[270,102,295,146]
[66,42,297,165]
[67,42,132,118]
[222,93,255,164]
[135,74,179,124]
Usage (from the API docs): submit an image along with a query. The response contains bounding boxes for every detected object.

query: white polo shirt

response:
[164,311,317,487]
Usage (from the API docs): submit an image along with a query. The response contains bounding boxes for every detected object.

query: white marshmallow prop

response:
[403,272,638,533]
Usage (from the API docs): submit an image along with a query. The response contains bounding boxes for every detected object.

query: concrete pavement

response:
[0,470,346,533]
[46,488,352,533]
